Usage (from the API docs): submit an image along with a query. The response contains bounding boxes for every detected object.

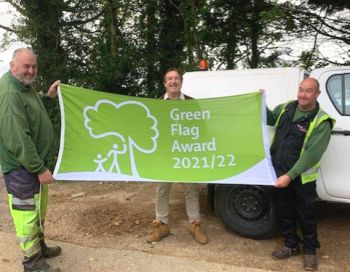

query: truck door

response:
[315,70,350,200]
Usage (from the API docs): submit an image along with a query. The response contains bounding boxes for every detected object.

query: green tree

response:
[201,0,291,69]
[281,0,350,66]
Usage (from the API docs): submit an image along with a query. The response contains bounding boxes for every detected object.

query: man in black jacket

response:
[268,78,334,271]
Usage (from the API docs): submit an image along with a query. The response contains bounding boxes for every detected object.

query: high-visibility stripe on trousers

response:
[8,184,48,257]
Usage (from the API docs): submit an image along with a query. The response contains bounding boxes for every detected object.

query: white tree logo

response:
[83,100,159,177]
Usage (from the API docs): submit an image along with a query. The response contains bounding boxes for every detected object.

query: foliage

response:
[4,0,348,94]
[1,0,349,103]
[2,0,307,92]
[1,0,349,166]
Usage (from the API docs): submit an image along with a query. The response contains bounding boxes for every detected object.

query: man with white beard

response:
[0,48,61,272]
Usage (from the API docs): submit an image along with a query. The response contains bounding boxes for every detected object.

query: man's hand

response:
[46,80,61,98]
[38,169,55,184]
[274,174,291,188]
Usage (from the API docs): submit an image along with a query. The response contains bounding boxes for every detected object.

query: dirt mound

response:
[78,201,154,236]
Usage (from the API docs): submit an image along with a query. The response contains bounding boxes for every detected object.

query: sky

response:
[0,2,26,76]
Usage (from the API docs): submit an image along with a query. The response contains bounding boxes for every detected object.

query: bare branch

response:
[282,5,350,44]
[168,0,180,12]
[0,23,16,33]
[62,11,103,27]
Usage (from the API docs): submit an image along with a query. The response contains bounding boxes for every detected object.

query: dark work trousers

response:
[273,177,320,254]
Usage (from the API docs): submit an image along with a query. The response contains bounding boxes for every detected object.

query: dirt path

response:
[0,232,271,272]
[1,179,350,271]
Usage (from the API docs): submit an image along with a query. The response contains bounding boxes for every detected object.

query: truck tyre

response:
[214,184,277,239]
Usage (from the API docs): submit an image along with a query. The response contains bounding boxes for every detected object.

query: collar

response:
[6,71,32,92]
[164,92,185,100]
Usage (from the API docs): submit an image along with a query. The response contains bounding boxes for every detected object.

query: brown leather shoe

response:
[146,219,170,242]
[304,254,318,271]
[190,221,208,245]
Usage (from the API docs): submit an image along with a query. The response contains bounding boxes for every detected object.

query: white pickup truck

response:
[182,66,350,239]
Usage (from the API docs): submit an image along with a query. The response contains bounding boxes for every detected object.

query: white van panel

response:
[311,67,350,201]
[182,67,305,108]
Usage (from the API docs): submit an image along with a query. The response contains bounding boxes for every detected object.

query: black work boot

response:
[40,240,62,258]
[271,245,301,260]
[23,253,60,272]
[24,263,60,272]
[304,254,318,271]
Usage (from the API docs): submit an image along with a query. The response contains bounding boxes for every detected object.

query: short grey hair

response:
[12,47,36,62]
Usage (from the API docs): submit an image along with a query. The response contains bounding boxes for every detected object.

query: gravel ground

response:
[1,179,350,272]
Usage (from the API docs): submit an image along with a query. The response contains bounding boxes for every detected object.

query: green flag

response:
[54,84,276,184]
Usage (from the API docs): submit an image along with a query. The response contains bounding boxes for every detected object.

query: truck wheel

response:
[214,184,277,239]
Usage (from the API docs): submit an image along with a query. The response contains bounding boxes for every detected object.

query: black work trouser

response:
[273,177,320,254]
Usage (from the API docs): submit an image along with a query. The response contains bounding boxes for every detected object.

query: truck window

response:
[326,73,350,116]
[346,74,350,115]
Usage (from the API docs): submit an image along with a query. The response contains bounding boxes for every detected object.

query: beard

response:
[14,72,36,86]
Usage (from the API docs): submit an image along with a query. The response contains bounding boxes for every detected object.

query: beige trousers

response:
[155,182,200,224]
